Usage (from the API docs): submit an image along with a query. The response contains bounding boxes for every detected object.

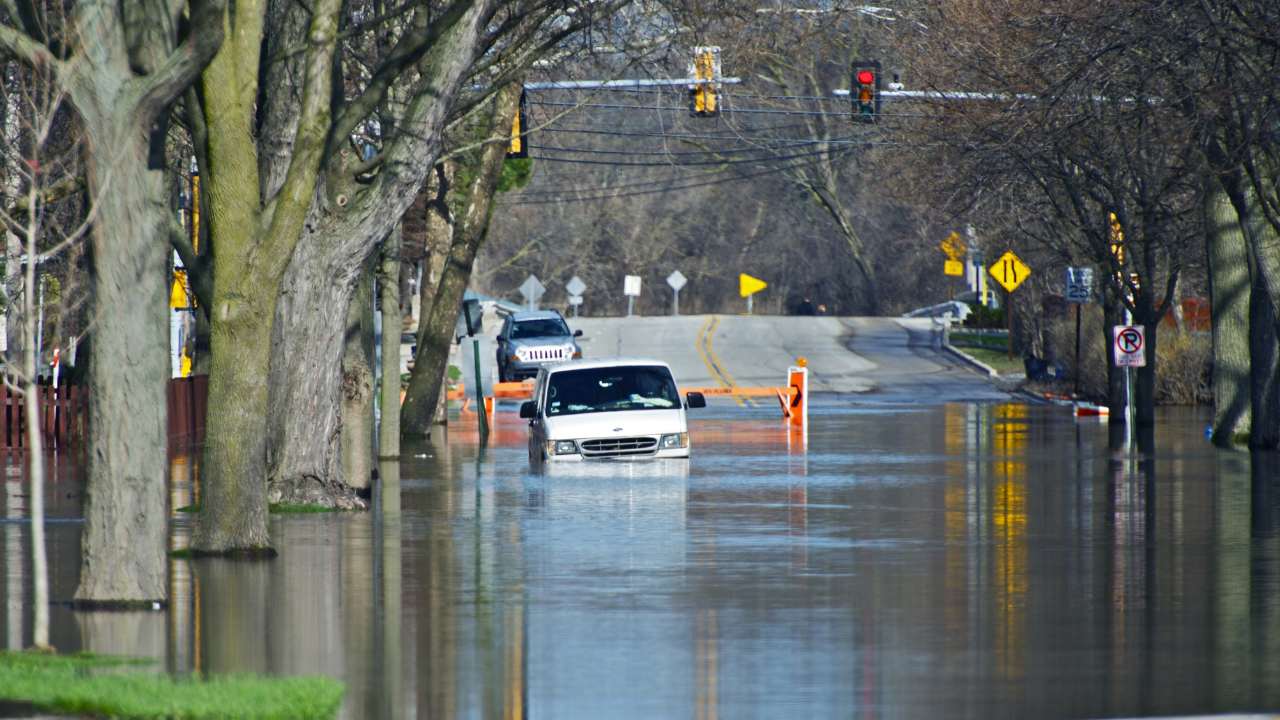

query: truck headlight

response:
[547,440,578,455]
[515,346,530,361]
[660,433,688,449]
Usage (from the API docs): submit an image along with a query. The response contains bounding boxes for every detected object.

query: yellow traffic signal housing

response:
[688,47,721,118]
[506,90,529,159]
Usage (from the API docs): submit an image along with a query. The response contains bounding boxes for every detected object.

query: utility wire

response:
[529,100,924,118]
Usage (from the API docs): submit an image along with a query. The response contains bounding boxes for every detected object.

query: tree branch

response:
[0,22,58,72]
[127,0,228,128]
[169,218,212,309]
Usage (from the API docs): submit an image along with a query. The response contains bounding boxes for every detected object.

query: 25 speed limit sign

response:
[1113,325,1146,367]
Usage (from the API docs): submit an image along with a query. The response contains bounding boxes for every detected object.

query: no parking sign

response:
[1113,325,1146,367]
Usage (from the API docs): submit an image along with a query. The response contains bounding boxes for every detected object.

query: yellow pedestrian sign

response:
[944,260,964,276]
[940,232,965,261]
[739,274,767,297]
[988,251,1030,293]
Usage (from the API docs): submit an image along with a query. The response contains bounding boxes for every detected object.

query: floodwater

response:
[5,399,1280,720]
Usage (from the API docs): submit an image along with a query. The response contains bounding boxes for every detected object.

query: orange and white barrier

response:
[451,362,811,427]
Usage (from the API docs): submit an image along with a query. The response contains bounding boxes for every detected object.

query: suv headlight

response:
[569,343,582,358]
[547,440,578,455]
[515,346,530,361]
[660,433,688,449]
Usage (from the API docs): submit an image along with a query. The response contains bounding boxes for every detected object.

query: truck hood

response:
[546,408,685,440]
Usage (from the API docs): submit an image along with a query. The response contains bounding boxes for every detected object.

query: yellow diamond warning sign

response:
[988,251,1031,293]
[739,274,767,297]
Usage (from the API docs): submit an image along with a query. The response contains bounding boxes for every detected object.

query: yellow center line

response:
[696,315,746,407]
[705,318,759,407]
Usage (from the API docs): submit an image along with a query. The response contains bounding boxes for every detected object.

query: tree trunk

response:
[265,0,493,490]
[193,0,341,551]
[75,127,171,602]
[420,161,455,427]
[341,258,376,492]
[1205,169,1252,443]
[379,225,402,459]
[1104,296,1127,421]
[402,82,522,438]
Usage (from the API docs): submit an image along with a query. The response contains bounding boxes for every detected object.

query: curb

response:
[936,323,998,377]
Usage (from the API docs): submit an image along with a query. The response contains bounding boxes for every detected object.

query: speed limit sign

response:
[1113,325,1146,367]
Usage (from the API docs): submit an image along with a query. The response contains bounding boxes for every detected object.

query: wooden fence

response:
[0,376,208,450]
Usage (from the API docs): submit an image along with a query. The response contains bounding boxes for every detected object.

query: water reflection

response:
[3,406,1280,719]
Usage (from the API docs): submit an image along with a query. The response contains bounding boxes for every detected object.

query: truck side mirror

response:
[685,392,706,409]
[519,401,537,419]
[574,329,583,337]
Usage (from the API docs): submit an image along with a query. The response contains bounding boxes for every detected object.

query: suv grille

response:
[580,437,658,457]
[523,347,570,361]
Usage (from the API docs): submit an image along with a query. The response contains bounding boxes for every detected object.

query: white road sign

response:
[666,270,687,291]
[519,274,546,310]
[1113,325,1146,367]
[565,276,587,297]
[624,275,642,296]
[568,295,583,306]
[1065,267,1093,303]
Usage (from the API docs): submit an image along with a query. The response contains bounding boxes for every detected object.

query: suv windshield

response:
[545,366,679,416]
[511,318,570,339]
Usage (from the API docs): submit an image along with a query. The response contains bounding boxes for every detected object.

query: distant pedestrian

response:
[796,297,816,315]
[816,304,828,316]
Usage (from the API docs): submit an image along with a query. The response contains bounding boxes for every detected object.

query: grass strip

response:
[0,651,344,719]
[175,503,347,515]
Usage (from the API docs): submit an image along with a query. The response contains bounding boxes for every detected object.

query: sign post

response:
[739,274,767,315]
[1113,324,1145,434]
[459,298,489,440]
[519,274,546,311]
[565,276,586,317]
[623,275,642,316]
[666,271,687,315]
[988,251,1031,360]
[1065,267,1094,396]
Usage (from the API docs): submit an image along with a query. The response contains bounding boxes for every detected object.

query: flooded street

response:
[7,399,1280,720]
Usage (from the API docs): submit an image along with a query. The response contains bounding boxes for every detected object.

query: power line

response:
[528,100,924,118]
[537,127,885,145]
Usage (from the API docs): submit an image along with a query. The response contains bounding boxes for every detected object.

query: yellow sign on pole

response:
[941,232,965,261]
[988,251,1031,293]
[944,260,964,276]
[739,274,767,297]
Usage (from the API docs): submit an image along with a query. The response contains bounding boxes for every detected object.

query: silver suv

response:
[497,310,583,382]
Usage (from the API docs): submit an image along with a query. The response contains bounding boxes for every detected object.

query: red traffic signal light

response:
[850,61,881,123]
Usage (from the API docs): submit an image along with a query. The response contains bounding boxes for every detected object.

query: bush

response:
[1042,306,1211,405]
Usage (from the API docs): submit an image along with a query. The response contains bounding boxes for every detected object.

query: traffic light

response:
[850,61,881,123]
[506,90,529,159]
[688,47,721,117]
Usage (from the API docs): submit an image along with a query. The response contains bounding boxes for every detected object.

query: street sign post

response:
[666,270,687,315]
[988,251,1031,360]
[1113,325,1145,367]
[565,276,586,317]
[1066,267,1094,396]
[1065,267,1093,303]
[740,274,767,315]
[988,251,1030,293]
[941,232,966,297]
[519,274,546,311]
[624,275,641,316]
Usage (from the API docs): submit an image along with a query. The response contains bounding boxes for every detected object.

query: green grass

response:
[0,650,344,719]
[957,346,1026,374]
[175,503,347,515]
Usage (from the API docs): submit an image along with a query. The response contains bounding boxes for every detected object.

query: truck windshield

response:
[545,366,680,416]
[511,318,570,339]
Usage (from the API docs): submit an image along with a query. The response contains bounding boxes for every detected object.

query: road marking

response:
[696,315,758,407]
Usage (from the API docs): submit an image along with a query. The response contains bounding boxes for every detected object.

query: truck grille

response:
[579,437,658,457]
[522,347,569,362]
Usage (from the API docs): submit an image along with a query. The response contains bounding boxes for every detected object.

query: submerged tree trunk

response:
[75,143,171,602]
[379,225,402,459]
[341,259,376,493]
[402,83,522,438]
[265,1,492,495]
[419,161,455,428]
[1205,170,1252,443]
